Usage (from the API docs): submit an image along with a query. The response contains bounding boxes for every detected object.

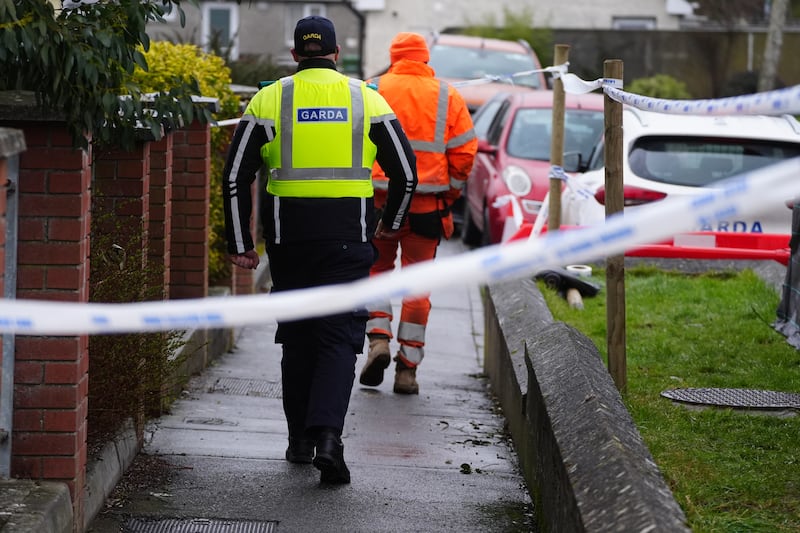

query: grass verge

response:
[542,264,800,532]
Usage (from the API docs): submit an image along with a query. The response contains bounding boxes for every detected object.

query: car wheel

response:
[461,202,483,247]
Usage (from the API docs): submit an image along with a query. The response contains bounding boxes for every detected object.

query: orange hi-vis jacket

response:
[369,59,477,215]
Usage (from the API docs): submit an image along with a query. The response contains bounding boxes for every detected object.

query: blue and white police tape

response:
[451,65,567,88]
[0,157,798,336]
[560,73,623,94]
[603,83,800,116]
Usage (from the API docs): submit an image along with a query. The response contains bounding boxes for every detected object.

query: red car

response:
[461,90,605,245]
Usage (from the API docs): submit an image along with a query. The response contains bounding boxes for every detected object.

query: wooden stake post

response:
[547,44,569,234]
[603,59,627,393]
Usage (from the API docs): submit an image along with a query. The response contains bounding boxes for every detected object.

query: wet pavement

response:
[86,239,537,533]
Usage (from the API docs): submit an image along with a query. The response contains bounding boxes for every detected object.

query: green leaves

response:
[0,0,206,150]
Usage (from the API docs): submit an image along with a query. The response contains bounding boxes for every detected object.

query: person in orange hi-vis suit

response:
[360,32,477,394]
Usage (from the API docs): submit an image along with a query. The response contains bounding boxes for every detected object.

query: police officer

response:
[221,15,417,485]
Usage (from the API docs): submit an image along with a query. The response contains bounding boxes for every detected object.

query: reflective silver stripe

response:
[280,78,294,171]
[371,112,397,123]
[407,81,450,154]
[278,78,367,178]
[433,81,448,148]
[227,115,275,253]
[414,183,450,193]
[450,176,465,190]
[366,316,392,335]
[410,139,446,153]
[447,128,477,149]
[272,167,372,180]
[397,321,426,344]
[349,78,365,169]
[273,196,281,244]
[359,197,367,241]
[368,301,394,316]
[372,181,389,191]
[373,114,415,230]
[398,344,424,365]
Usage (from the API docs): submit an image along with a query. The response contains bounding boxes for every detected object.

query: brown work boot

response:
[360,336,391,386]
[393,356,419,395]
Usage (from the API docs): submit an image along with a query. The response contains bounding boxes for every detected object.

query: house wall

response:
[148,2,363,70]
[148,0,689,78]
[359,0,686,76]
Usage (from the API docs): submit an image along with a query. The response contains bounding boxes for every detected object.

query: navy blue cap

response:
[294,16,337,57]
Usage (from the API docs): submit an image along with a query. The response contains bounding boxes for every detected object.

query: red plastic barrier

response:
[508,224,791,266]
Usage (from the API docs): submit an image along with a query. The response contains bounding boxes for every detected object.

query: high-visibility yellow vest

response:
[245,68,395,198]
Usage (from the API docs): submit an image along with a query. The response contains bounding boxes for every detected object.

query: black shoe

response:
[313,430,350,484]
[285,437,314,464]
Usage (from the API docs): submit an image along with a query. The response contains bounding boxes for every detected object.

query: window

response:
[285,4,327,48]
[428,45,542,89]
[611,17,656,30]
[628,136,800,187]
[202,2,239,60]
[506,109,604,162]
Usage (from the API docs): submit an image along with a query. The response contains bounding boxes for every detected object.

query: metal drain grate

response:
[661,388,800,409]
[125,517,277,532]
[210,377,282,399]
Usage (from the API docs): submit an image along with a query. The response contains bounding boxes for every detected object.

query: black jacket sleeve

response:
[221,116,275,254]
[369,116,418,230]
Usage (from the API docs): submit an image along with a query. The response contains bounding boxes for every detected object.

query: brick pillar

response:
[171,121,210,300]
[93,143,151,271]
[11,122,91,530]
[148,133,173,299]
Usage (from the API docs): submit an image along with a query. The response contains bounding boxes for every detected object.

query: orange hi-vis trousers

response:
[366,223,439,367]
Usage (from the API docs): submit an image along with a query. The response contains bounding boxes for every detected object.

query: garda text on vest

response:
[298,107,349,122]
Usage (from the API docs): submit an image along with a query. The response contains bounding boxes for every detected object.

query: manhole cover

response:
[125,517,277,532]
[210,377,282,399]
[661,388,800,409]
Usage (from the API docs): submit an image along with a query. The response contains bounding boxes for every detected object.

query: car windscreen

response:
[428,45,542,88]
[505,108,605,162]
[628,136,800,187]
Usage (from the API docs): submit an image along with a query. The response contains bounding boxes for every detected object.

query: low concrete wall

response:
[484,278,690,532]
[0,480,72,533]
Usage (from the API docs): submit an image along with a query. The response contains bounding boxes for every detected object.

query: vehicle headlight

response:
[502,165,532,197]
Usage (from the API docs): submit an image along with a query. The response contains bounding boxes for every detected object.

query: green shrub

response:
[627,74,692,99]
[0,0,203,150]
[229,54,293,88]
[462,6,554,69]
[129,41,240,285]
[88,197,185,452]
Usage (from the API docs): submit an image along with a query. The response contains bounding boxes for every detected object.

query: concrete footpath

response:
[87,239,537,532]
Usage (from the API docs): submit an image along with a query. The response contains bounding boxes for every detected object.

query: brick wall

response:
[170,122,210,300]
[148,133,174,298]
[93,142,151,271]
[10,122,91,529]
[0,104,226,531]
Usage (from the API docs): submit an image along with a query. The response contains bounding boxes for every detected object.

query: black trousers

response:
[267,240,375,437]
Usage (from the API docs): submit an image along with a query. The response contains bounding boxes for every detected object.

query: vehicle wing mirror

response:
[477,138,497,155]
[562,151,582,172]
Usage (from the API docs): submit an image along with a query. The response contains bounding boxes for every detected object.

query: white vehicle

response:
[561,107,800,235]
